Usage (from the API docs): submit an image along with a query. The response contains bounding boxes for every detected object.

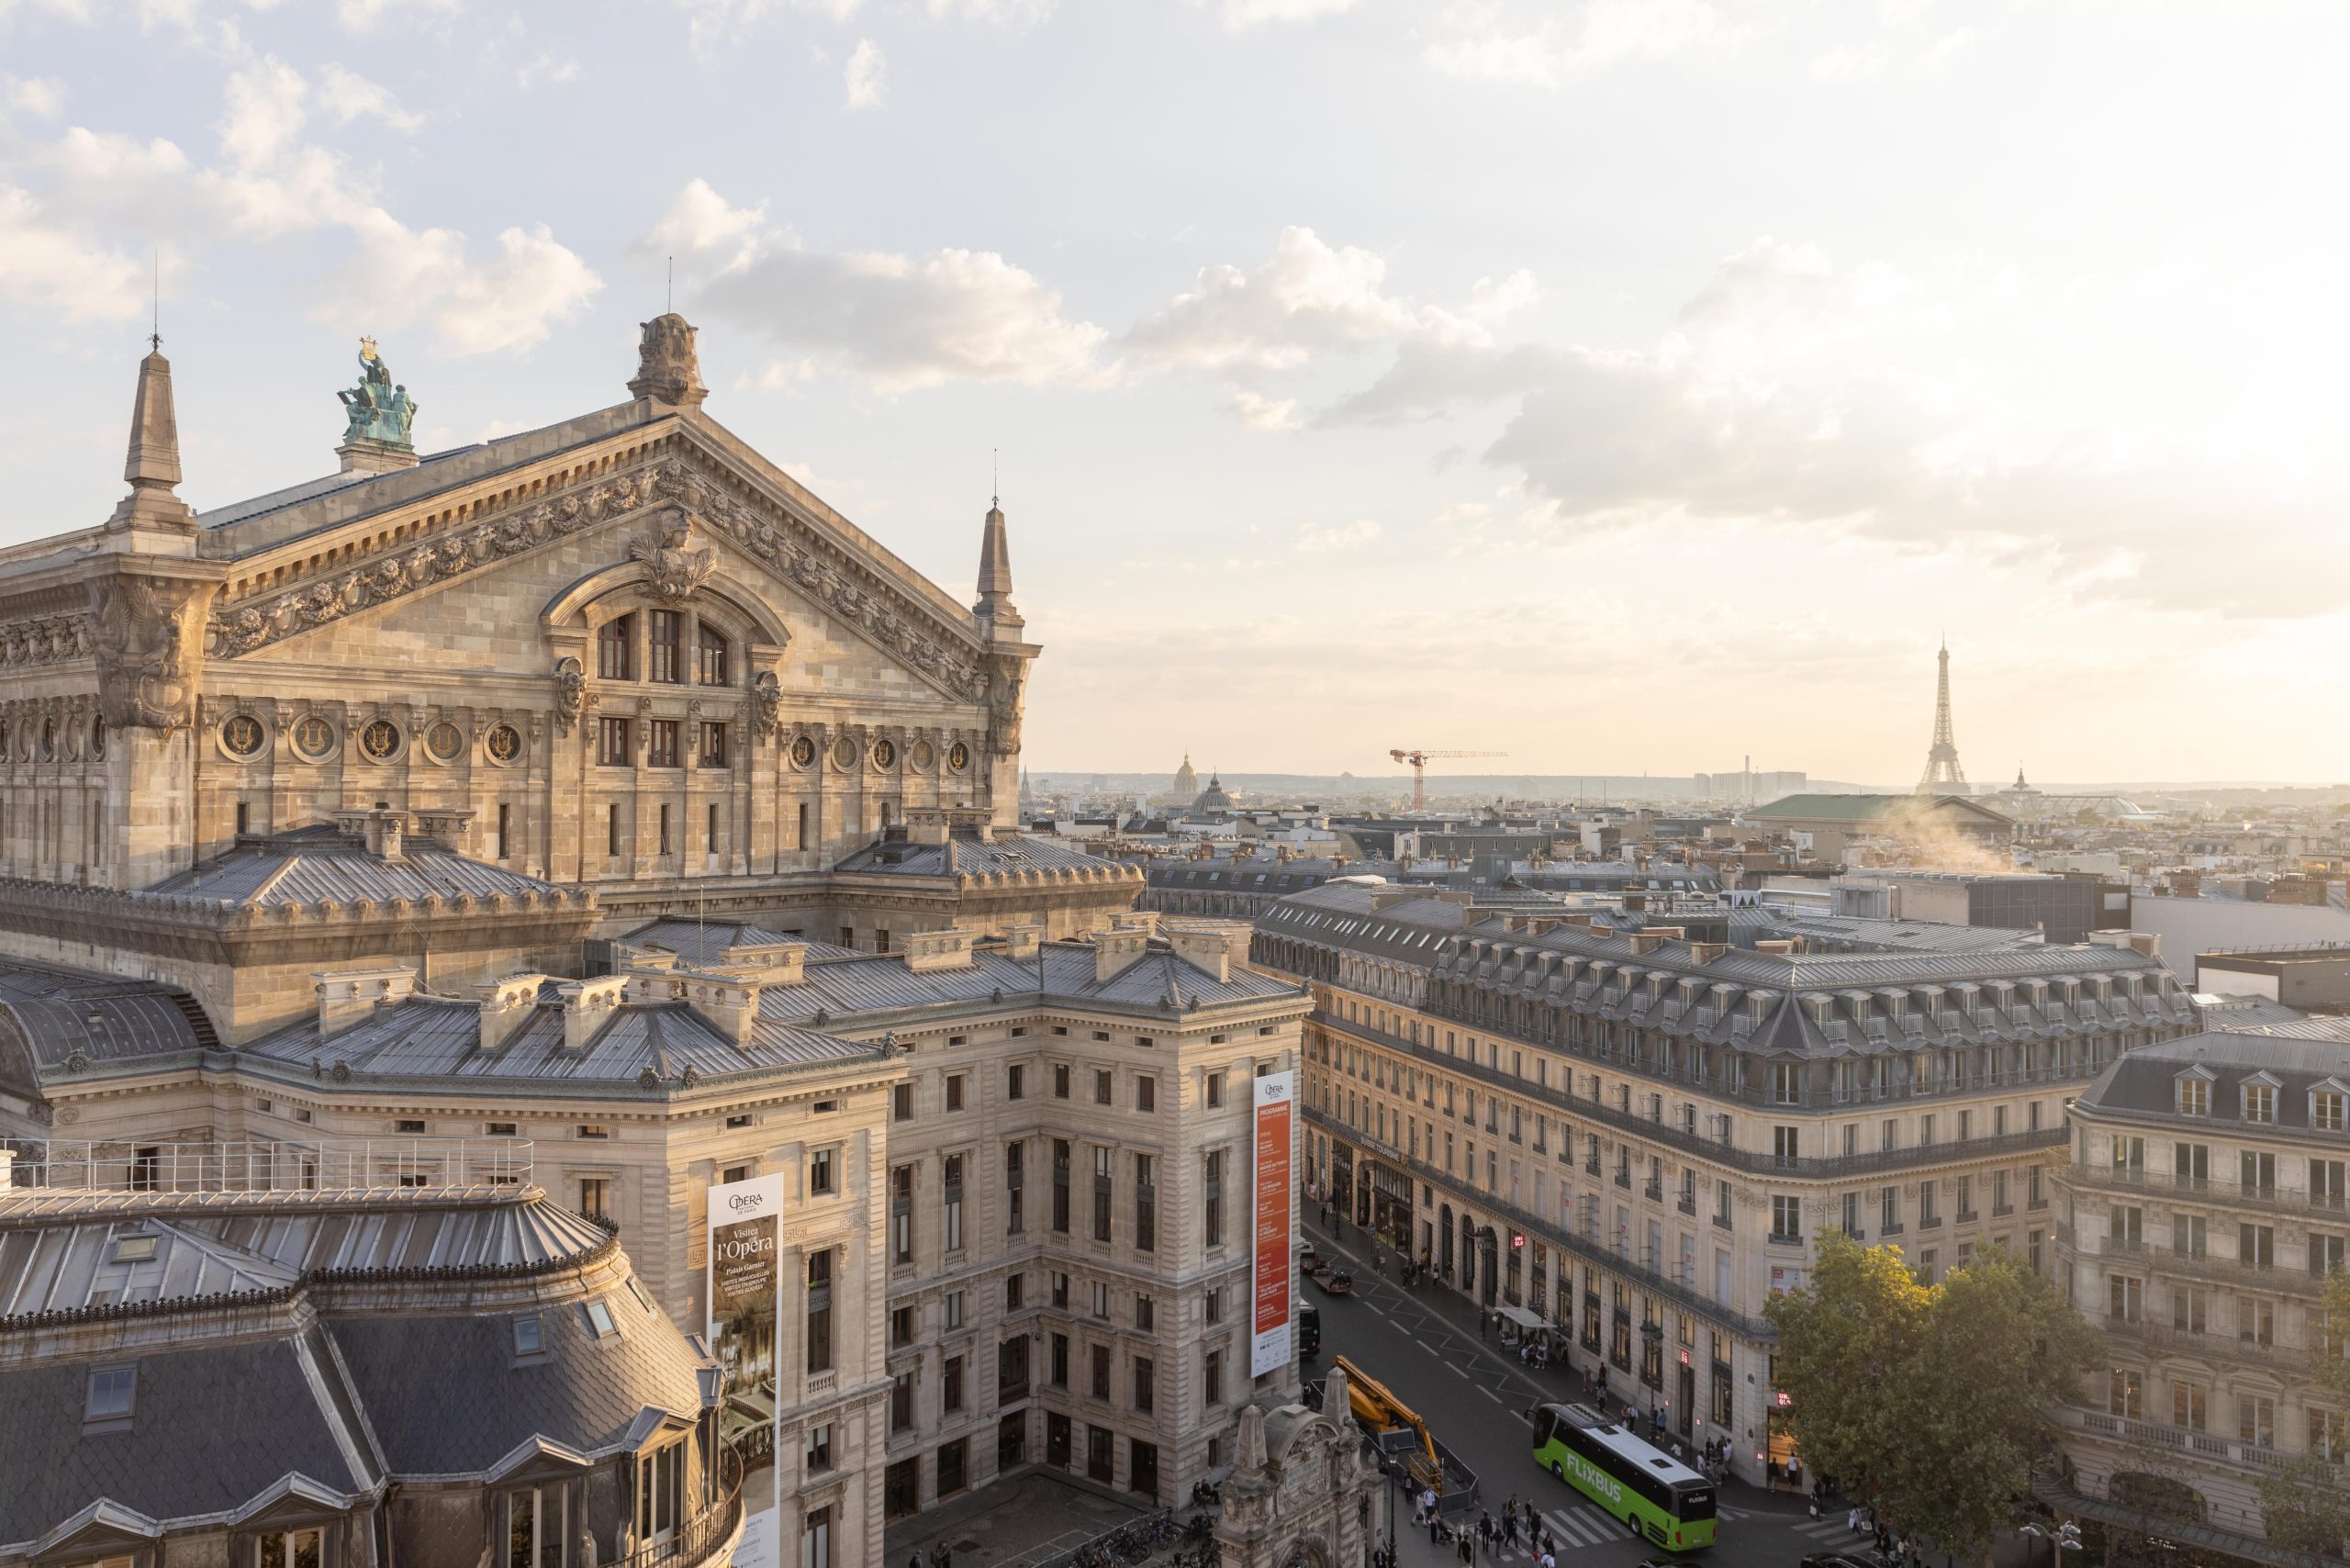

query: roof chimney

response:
[681,973,764,1047]
[476,973,550,1052]
[1096,927,1149,982]
[1168,926,1237,984]
[555,975,628,1052]
[1002,923,1045,960]
[315,966,418,1039]
[906,927,979,972]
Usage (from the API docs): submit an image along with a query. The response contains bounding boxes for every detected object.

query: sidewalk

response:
[1297,1210,1803,1522]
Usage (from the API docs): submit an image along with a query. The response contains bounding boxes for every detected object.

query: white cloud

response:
[1296,518,1380,553]
[515,52,580,89]
[336,0,457,33]
[642,177,769,269]
[1210,0,1358,26]
[5,76,69,118]
[672,0,861,52]
[3,59,597,354]
[844,38,885,108]
[1125,227,1420,375]
[0,185,144,320]
[317,64,425,133]
[1228,390,1300,432]
[659,179,1105,392]
[1424,0,1740,87]
[0,0,98,20]
[927,0,1052,21]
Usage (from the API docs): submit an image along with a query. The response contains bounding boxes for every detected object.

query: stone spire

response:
[974,493,1020,629]
[106,342,196,534]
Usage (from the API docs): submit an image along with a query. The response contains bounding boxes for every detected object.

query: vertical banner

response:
[709,1173,785,1568]
[1251,1069,1297,1377]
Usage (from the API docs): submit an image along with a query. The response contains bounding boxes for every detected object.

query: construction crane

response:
[1389,748,1507,812]
[1331,1354,1444,1488]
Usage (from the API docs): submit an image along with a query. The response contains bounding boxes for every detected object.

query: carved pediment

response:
[205,447,990,701]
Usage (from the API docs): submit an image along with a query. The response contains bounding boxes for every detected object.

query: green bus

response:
[1529,1403,1717,1552]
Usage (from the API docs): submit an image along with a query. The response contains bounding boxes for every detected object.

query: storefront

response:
[1765,1393,1805,1492]
[1367,1163,1414,1250]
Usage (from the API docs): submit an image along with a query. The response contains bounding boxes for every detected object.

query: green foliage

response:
[2315,1269,2350,1408]
[2255,1457,2350,1561]
[1765,1237,2099,1559]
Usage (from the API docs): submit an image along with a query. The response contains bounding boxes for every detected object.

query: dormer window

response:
[513,1315,544,1356]
[2177,1075,2210,1117]
[2243,1079,2278,1126]
[2313,1085,2347,1134]
[84,1365,137,1423]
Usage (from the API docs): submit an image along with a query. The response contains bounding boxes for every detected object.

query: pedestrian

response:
[909,1552,923,1568]
[1429,1508,1442,1548]
[934,1545,953,1568]
[1457,1536,1472,1568]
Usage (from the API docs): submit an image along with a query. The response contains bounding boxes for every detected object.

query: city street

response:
[1298,1215,1855,1568]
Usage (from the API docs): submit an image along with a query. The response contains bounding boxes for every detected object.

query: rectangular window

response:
[598,716,632,767]
[578,1177,610,1219]
[891,1165,914,1265]
[496,801,510,859]
[1094,1070,1113,1106]
[2242,1149,2278,1194]
[1050,1333,1069,1387]
[1770,1194,1801,1243]
[2245,1083,2277,1125]
[706,800,720,853]
[944,1153,966,1252]
[699,625,730,686]
[1092,1146,1113,1242]
[947,1074,966,1113]
[1008,1064,1025,1100]
[1054,1064,1071,1099]
[1053,1139,1072,1233]
[2178,1077,2210,1116]
[597,613,632,680]
[1005,1141,1025,1234]
[699,722,728,768]
[1206,1070,1225,1108]
[1138,1076,1157,1113]
[891,1372,913,1430]
[647,720,680,768]
[1203,1150,1225,1246]
[2316,1092,2348,1135]
[804,1506,833,1568]
[893,1083,913,1121]
[806,1249,834,1372]
[657,802,673,855]
[1091,1343,1112,1400]
[1136,1153,1157,1252]
[1135,1356,1156,1413]
[1203,1349,1224,1407]
[649,609,683,683]
[944,1354,965,1413]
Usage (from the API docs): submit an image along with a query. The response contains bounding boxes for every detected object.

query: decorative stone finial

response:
[106,345,196,533]
[335,337,420,474]
[1236,1402,1270,1475]
[974,493,1021,629]
[630,312,708,408]
[1322,1364,1354,1434]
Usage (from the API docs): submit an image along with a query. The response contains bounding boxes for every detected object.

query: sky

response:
[2,0,2346,789]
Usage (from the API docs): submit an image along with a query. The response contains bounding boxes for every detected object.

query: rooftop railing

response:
[0,1137,535,1205]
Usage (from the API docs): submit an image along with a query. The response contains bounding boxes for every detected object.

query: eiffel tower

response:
[1915,638,1968,794]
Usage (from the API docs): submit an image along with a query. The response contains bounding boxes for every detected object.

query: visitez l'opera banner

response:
[1250,1069,1296,1377]
[708,1173,785,1568]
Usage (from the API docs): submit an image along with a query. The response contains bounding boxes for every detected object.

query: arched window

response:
[698,624,731,686]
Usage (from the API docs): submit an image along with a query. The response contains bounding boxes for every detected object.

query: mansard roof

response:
[0,960,211,1102]
[754,939,1302,1025]
[834,830,1139,885]
[2077,1031,2350,1129]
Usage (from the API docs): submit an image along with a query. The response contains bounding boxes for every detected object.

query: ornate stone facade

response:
[0,325,1138,985]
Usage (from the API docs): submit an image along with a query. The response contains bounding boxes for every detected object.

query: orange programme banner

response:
[1250,1069,1296,1376]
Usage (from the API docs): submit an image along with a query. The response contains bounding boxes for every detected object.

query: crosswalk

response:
[1461,1500,1841,1558]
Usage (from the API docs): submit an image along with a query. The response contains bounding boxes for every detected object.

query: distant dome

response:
[1192,773,1234,814]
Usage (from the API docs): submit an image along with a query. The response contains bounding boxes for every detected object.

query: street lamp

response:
[2020,1521,2084,1568]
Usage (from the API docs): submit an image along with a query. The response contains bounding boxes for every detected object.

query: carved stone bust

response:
[628,313,708,408]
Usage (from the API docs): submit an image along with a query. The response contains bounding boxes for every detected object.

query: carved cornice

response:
[0,614,93,671]
[205,451,999,702]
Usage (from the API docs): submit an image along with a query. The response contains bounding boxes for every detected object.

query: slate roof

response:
[624,917,859,964]
[0,1336,375,1542]
[834,832,1134,879]
[1146,857,1403,890]
[0,960,209,1101]
[2076,1031,2350,1127]
[755,940,1301,1025]
[240,994,882,1091]
[0,1185,705,1541]
[147,824,573,908]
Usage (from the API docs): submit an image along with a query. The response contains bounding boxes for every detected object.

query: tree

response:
[2313,1267,2350,1407]
[1763,1231,1930,1495]
[1767,1238,2100,1564]
[2255,1458,2350,1561]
